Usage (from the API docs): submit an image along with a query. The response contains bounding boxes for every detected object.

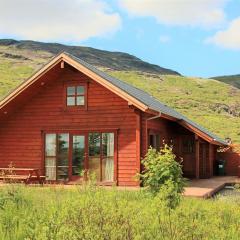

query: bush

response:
[140,145,186,208]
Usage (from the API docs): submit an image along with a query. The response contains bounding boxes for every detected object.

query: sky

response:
[0,0,240,78]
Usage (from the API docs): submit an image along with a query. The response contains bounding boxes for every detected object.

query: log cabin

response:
[0,52,227,186]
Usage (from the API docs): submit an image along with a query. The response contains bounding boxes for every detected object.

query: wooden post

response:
[136,110,141,186]
[145,117,148,156]
[195,134,200,179]
[209,144,213,177]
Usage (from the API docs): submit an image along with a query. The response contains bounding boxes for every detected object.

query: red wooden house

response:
[0,52,227,186]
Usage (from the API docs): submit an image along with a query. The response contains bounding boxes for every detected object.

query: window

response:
[66,85,85,106]
[72,135,85,176]
[88,132,115,182]
[44,131,115,183]
[149,133,160,150]
[45,133,69,181]
[182,138,194,153]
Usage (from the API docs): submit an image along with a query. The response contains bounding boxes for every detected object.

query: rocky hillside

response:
[0,39,179,75]
[0,39,240,143]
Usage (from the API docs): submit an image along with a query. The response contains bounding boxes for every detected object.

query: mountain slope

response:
[0,39,180,75]
[212,74,240,89]
[0,39,240,143]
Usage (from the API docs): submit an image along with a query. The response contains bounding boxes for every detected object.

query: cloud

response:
[206,17,240,50]
[159,35,170,43]
[119,0,228,28]
[0,0,121,42]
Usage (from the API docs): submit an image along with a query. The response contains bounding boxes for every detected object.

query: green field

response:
[0,185,239,240]
[0,45,240,143]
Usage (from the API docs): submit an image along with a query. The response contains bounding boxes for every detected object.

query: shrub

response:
[140,145,186,208]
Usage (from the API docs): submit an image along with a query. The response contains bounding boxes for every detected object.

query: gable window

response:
[66,86,85,106]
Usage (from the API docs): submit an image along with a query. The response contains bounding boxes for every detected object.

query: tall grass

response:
[0,185,239,239]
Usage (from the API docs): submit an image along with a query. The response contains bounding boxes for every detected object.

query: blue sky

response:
[0,0,240,78]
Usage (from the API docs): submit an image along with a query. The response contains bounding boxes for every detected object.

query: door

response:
[199,143,209,178]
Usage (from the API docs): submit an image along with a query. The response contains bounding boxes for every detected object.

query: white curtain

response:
[104,133,114,181]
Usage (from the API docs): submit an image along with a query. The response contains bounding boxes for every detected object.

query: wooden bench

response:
[0,168,45,184]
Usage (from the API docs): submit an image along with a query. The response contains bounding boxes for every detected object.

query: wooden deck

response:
[0,176,239,199]
[184,176,240,198]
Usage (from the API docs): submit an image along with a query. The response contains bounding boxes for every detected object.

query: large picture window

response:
[44,131,115,183]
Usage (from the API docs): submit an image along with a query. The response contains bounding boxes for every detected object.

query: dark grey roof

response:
[65,52,227,145]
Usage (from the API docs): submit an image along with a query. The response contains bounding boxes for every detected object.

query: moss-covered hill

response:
[213,74,240,89]
[0,41,240,143]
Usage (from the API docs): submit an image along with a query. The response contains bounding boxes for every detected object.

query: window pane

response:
[67,96,75,106]
[77,86,85,95]
[149,134,160,150]
[72,135,85,176]
[89,133,100,156]
[88,133,101,181]
[57,134,69,180]
[45,134,57,180]
[102,133,114,157]
[102,133,114,182]
[45,157,56,180]
[67,86,75,96]
[149,135,155,148]
[182,138,194,153]
[45,134,56,157]
[76,96,85,106]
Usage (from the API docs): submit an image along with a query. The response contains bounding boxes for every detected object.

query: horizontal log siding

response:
[140,114,215,179]
[141,114,176,158]
[0,65,138,186]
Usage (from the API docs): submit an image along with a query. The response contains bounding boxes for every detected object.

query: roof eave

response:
[147,110,227,146]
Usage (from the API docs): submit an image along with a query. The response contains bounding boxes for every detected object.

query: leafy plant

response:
[139,145,186,210]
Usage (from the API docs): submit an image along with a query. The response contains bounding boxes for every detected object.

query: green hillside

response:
[109,71,240,142]
[0,41,240,143]
[213,74,240,89]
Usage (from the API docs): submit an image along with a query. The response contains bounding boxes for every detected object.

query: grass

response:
[0,184,240,239]
[0,46,52,98]
[0,59,33,98]
[213,74,240,89]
